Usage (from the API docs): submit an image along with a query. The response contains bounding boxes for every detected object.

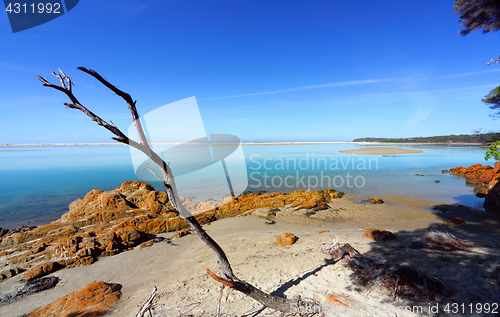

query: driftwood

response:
[412,230,471,251]
[136,286,157,317]
[322,243,446,302]
[38,68,312,313]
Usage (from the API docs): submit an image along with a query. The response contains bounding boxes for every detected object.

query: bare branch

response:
[203,266,235,288]
[37,71,130,145]
[136,286,157,317]
[39,68,314,313]
[77,67,149,146]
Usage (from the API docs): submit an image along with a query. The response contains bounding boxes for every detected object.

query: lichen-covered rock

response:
[0,227,9,238]
[0,181,344,281]
[443,217,466,225]
[0,267,20,281]
[363,228,397,242]
[361,197,384,205]
[276,233,298,246]
[448,163,500,202]
[25,261,64,282]
[25,281,121,317]
[485,180,500,212]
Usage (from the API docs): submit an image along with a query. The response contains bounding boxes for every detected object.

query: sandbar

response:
[339,147,424,155]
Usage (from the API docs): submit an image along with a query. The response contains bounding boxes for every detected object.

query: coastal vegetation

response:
[454,0,500,160]
[352,133,499,144]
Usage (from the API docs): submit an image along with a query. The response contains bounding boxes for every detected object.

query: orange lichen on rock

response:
[443,217,466,225]
[363,228,397,242]
[276,233,298,246]
[449,163,499,194]
[318,230,329,234]
[448,162,500,211]
[26,281,122,317]
[361,197,384,204]
[25,261,64,282]
[0,181,345,282]
[174,229,191,238]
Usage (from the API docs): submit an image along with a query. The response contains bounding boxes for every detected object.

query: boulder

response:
[25,261,64,282]
[485,180,500,212]
[363,228,397,242]
[448,163,500,200]
[26,281,121,317]
[492,161,500,174]
[0,267,20,281]
[0,227,9,238]
[276,233,298,246]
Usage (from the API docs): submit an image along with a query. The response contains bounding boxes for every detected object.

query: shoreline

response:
[1,192,499,317]
[0,141,486,146]
[339,147,425,155]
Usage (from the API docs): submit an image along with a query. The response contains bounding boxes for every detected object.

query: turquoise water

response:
[0,144,490,229]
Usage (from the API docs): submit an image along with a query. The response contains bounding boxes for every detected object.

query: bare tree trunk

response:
[37,68,310,313]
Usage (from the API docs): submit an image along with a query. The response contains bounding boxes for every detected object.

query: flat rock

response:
[25,281,121,317]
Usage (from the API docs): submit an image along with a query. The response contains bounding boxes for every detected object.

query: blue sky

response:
[1,0,499,143]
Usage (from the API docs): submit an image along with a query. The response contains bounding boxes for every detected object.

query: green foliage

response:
[482,85,500,117]
[352,133,500,144]
[485,140,500,161]
[454,0,500,35]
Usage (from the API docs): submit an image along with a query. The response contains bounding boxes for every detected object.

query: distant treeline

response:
[353,133,500,144]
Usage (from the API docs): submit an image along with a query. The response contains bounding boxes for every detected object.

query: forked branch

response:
[38,68,312,313]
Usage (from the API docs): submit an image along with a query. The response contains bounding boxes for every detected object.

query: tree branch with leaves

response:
[455,0,500,160]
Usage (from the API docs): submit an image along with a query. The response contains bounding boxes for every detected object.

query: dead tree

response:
[37,68,312,313]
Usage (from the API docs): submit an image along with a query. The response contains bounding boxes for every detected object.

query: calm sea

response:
[0,144,490,229]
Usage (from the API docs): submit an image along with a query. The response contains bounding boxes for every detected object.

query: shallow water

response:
[0,143,490,229]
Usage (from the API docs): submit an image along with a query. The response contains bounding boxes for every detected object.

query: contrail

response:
[199,78,394,101]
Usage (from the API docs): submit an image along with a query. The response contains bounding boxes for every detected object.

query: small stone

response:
[276,233,298,247]
[363,228,397,242]
[266,211,277,218]
[361,197,384,204]
[443,217,466,225]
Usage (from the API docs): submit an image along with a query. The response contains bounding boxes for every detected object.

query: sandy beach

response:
[339,147,425,155]
[1,193,499,317]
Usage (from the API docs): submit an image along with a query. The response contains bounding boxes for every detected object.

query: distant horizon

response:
[0,140,486,147]
[0,131,492,146]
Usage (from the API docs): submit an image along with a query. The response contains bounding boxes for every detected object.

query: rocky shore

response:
[445,161,500,211]
[0,181,345,314]
[1,179,499,316]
